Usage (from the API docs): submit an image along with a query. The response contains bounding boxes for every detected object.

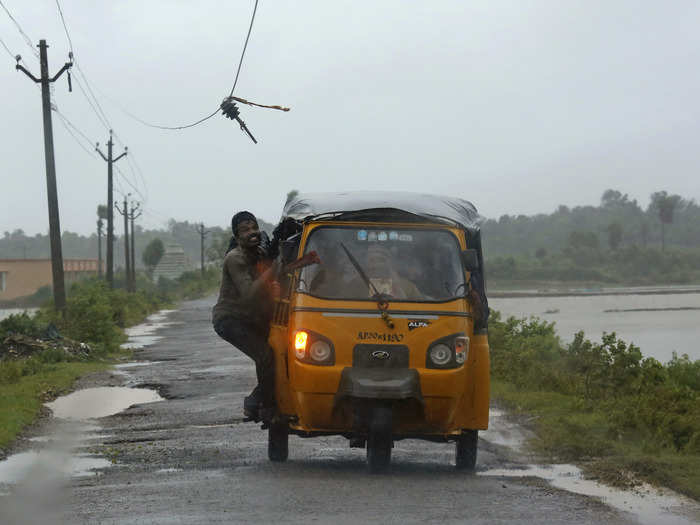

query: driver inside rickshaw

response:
[310,243,420,300]
[363,244,421,299]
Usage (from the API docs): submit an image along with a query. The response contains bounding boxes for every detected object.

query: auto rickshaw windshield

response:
[298,226,466,302]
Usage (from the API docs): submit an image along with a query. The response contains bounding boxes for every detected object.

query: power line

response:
[115,105,220,131]
[54,0,73,53]
[126,153,149,204]
[54,0,114,132]
[55,109,98,158]
[98,0,260,131]
[72,73,110,130]
[54,107,95,146]
[0,0,38,57]
[0,33,15,60]
[229,0,259,96]
[115,165,146,203]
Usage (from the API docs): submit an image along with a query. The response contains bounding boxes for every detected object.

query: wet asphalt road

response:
[67,297,634,524]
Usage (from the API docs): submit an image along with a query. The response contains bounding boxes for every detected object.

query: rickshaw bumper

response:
[334,367,424,404]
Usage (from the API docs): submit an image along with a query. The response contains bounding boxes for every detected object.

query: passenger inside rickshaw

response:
[299,227,465,302]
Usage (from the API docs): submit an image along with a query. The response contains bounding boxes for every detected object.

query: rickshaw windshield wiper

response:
[339,242,395,329]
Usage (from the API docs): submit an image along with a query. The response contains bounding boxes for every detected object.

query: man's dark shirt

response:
[212,247,273,327]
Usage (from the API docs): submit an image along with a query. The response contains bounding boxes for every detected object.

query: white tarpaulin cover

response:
[282,191,482,232]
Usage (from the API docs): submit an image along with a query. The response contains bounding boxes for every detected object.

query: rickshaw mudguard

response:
[334,367,424,404]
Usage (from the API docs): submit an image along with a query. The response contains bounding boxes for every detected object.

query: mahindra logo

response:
[371,350,390,360]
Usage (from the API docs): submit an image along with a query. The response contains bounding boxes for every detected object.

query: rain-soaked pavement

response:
[1,297,699,524]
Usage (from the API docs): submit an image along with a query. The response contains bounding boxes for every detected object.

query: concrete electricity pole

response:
[96,131,127,288]
[115,195,131,290]
[97,205,108,279]
[129,202,142,291]
[196,223,209,277]
[97,218,103,278]
[15,40,72,311]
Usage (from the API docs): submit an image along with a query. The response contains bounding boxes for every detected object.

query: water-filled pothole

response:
[45,387,163,420]
[479,455,700,524]
[0,450,111,485]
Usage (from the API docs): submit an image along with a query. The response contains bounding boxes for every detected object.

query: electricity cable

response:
[54,107,96,148]
[55,0,114,131]
[56,111,98,159]
[0,0,38,57]
[0,33,15,60]
[54,0,73,53]
[229,0,258,97]
[84,0,260,131]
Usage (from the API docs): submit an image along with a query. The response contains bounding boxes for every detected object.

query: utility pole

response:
[96,131,127,288]
[129,202,142,291]
[115,195,131,290]
[196,223,209,277]
[97,218,103,278]
[97,205,107,279]
[15,41,72,311]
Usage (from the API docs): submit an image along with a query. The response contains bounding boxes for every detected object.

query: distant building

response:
[152,244,190,281]
[0,259,103,300]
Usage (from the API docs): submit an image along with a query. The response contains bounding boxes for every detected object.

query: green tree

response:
[606,222,623,251]
[650,191,683,252]
[142,238,165,274]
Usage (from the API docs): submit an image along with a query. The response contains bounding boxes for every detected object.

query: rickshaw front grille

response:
[353,345,409,368]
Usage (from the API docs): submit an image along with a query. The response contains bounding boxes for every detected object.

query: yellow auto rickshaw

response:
[265,192,490,472]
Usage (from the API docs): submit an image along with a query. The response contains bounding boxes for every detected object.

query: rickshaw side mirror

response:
[460,249,479,272]
[281,233,302,264]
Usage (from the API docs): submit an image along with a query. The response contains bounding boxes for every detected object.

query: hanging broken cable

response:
[83,0,288,141]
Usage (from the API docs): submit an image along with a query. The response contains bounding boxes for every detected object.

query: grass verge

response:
[492,380,700,499]
[489,312,700,501]
[0,268,220,454]
[0,354,130,453]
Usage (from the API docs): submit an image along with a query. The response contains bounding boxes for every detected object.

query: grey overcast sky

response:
[2,0,699,236]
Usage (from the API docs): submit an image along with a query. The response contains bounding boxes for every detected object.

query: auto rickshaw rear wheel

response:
[366,404,392,473]
[268,421,289,462]
[455,429,478,471]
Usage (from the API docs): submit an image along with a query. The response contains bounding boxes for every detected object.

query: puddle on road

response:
[1,312,172,496]
[121,309,177,349]
[480,455,700,525]
[114,361,163,369]
[0,451,111,485]
[45,387,163,420]
[155,468,182,474]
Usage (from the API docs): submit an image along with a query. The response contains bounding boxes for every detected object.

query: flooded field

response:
[0,308,37,321]
[491,291,700,362]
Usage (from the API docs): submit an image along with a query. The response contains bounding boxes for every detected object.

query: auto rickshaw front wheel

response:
[268,421,289,462]
[455,429,478,471]
[366,404,393,473]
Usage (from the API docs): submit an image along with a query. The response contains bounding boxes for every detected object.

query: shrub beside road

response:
[0,268,220,453]
[489,311,700,499]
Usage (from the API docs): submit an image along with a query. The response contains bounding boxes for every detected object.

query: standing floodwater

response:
[491,291,700,362]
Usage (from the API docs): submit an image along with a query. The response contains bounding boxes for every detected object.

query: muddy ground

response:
[6,297,639,524]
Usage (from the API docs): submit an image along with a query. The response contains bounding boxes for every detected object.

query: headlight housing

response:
[426,333,469,369]
[292,329,335,366]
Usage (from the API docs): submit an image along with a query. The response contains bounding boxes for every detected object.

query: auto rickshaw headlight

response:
[426,333,467,369]
[429,344,452,366]
[293,330,335,366]
[309,340,332,363]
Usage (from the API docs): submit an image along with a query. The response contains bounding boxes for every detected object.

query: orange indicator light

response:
[294,331,308,352]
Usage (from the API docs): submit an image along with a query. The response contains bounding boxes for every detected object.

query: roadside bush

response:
[39,280,122,347]
[0,312,44,340]
[490,310,700,455]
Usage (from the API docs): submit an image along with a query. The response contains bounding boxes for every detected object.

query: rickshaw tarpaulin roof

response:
[282,191,483,232]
